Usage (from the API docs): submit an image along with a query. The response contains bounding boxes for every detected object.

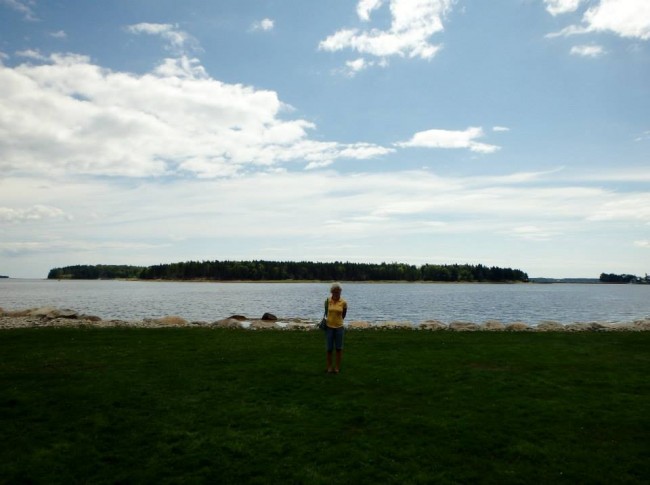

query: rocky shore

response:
[1,307,649,332]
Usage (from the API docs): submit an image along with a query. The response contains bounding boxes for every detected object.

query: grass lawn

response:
[1,328,648,484]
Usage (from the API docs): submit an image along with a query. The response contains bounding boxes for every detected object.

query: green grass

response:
[1,329,648,484]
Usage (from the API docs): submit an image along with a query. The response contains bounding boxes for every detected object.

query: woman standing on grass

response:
[325,282,347,374]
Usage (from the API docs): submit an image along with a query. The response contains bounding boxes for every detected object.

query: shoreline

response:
[1,306,649,332]
[41,278,531,284]
[7,277,609,284]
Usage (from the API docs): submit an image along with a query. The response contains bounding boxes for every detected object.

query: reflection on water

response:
[0,279,648,325]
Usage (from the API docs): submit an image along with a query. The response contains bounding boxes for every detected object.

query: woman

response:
[324,282,347,374]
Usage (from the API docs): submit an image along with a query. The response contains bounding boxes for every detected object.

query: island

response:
[47,261,530,283]
[600,273,650,284]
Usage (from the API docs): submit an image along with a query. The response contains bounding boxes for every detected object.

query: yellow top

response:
[326,298,347,328]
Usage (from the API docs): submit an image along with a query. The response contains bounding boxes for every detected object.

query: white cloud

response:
[319,0,455,62]
[338,57,390,76]
[357,0,384,21]
[546,0,650,40]
[635,130,650,142]
[586,194,650,222]
[545,25,590,38]
[5,169,643,246]
[576,168,650,182]
[0,0,37,20]
[634,240,650,248]
[0,240,163,255]
[152,56,209,78]
[15,49,47,60]
[305,160,334,170]
[511,225,560,241]
[50,30,67,39]
[0,205,71,223]
[2,169,647,277]
[0,53,392,179]
[251,18,275,32]
[544,0,584,16]
[584,0,650,40]
[570,44,606,57]
[126,23,201,55]
[346,57,369,73]
[127,23,172,35]
[492,126,510,132]
[396,126,500,153]
[339,143,394,159]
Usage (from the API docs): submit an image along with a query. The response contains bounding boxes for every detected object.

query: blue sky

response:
[1,0,648,278]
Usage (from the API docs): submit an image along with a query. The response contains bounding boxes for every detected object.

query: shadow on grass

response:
[1,329,648,483]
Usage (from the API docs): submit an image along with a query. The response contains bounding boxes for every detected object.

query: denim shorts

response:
[325,326,345,352]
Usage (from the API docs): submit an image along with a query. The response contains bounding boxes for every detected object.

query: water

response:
[1,279,649,325]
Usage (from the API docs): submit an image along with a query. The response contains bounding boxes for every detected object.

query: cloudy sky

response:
[1,0,648,278]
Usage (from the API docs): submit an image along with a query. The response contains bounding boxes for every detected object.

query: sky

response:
[0,0,649,279]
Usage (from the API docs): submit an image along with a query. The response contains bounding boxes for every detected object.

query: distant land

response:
[0,275,9,279]
[599,273,649,284]
[529,278,600,284]
[41,264,650,284]
[531,274,649,284]
[47,261,529,283]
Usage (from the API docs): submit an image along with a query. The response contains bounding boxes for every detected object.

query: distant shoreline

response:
[0,277,621,284]
[47,278,537,284]
[10,275,650,285]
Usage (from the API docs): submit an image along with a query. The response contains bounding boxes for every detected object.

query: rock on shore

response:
[1,307,649,332]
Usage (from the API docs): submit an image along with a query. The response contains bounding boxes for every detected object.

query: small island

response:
[0,275,9,279]
[600,273,650,284]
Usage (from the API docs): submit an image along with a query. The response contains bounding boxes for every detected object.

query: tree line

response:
[599,273,649,284]
[47,261,529,283]
[47,265,144,280]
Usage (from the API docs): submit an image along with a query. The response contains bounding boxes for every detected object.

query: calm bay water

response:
[1,279,649,325]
